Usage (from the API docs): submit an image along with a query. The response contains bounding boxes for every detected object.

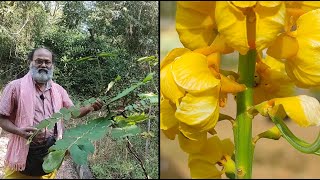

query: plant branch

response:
[126,137,149,179]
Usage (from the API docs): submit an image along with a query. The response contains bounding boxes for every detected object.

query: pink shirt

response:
[0,79,74,143]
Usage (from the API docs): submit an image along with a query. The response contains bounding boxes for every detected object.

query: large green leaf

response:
[43,150,66,173]
[49,138,75,152]
[70,144,88,165]
[76,138,95,154]
[111,125,141,139]
[107,82,143,104]
[69,106,81,118]
[64,113,72,121]
[59,107,70,115]
[52,113,63,119]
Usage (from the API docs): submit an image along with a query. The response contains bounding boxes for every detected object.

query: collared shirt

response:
[34,81,55,142]
[0,78,74,143]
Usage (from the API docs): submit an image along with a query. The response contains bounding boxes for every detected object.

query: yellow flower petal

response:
[160,48,191,69]
[189,136,224,164]
[254,57,294,104]
[285,9,320,87]
[172,52,220,92]
[286,1,320,13]
[176,1,217,50]
[267,33,299,59]
[160,63,185,104]
[220,74,246,93]
[175,89,219,132]
[188,159,221,179]
[258,1,281,7]
[255,2,286,52]
[160,98,179,130]
[178,131,207,154]
[162,125,179,140]
[263,55,286,72]
[194,34,235,56]
[179,123,210,141]
[221,138,235,157]
[232,1,257,8]
[207,52,221,72]
[273,95,320,127]
[216,2,249,55]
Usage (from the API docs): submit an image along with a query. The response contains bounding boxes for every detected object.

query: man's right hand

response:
[17,127,38,139]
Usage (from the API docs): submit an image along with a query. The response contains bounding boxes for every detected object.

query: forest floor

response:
[0,130,79,179]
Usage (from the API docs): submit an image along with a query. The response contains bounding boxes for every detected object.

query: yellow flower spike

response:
[267,33,299,60]
[220,74,246,94]
[178,131,207,154]
[176,1,217,50]
[172,52,220,93]
[215,1,249,55]
[285,9,320,87]
[160,48,191,69]
[176,88,220,133]
[160,63,185,104]
[273,95,320,127]
[160,98,179,131]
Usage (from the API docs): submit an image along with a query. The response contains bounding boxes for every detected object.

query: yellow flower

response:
[267,9,320,87]
[215,1,286,55]
[256,95,320,127]
[176,1,234,55]
[253,55,295,104]
[160,96,179,140]
[160,48,246,140]
[176,1,217,50]
[178,131,207,154]
[188,136,234,179]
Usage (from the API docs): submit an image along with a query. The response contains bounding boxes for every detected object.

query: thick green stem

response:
[234,49,256,179]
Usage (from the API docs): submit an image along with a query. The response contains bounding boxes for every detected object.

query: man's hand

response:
[18,127,38,139]
[90,99,103,111]
[77,99,104,118]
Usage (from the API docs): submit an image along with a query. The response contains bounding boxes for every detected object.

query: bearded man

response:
[0,47,103,179]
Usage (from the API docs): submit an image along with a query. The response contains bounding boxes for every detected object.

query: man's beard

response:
[29,64,54,84]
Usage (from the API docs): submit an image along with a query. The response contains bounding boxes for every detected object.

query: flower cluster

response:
[161,1,320,178]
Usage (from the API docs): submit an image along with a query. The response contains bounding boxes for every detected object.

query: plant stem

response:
[234,49,256,179]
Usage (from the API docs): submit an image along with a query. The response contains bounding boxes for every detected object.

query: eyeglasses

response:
[34,59,52,66]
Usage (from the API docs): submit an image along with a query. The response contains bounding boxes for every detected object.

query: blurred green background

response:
[160,1,320,179]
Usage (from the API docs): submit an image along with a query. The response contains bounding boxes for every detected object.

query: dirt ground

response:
[0,130,79,179]
[160,94,320,179]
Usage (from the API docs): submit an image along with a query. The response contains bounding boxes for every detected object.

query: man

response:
[0,47,103,179]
